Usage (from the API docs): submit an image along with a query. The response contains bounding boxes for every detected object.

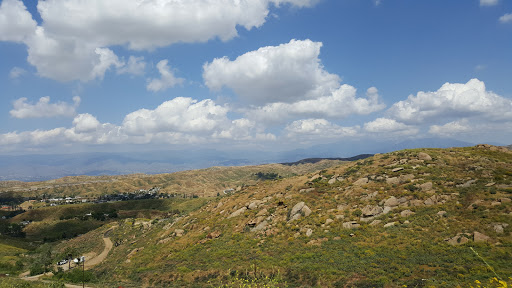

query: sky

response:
[0,0,511,156]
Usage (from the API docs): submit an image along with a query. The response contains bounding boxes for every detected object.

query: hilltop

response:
[1,145,511,287]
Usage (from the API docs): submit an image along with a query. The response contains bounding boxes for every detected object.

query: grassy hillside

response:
[0,160,347,199]
[2,145,512,287]
[42,144,511,287]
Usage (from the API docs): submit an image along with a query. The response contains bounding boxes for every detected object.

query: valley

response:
[0,145,511,287]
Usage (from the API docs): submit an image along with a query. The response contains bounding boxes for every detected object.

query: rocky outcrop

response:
[289,202,312,221]
[362,205,384,217]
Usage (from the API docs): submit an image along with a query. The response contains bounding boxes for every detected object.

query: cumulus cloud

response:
[429,119,471,137]
[499,13,512,23]
[364,117,419,136]
[146,60,185,92]
[204,39,340,105]
[480,0,499,6]
[1,97,277,148]
[9,67,26,79]
[285,119,359,140]
[0,0,318,82]
[387,79,512,124]
[122,97,229,135]
[117,56,146,76]
[72,114,101,133]
[246,85,386,124]
[0,0,37,42]
[10,96,81,119]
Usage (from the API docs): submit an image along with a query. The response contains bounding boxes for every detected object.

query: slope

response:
[39,144,511,287]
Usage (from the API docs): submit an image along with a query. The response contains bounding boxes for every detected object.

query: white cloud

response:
[0,0,37,42]
[429,119,471,137]
[1,97,277,147]
[285,119,359,140]
[480,0,499,6]
[122,97,229,136]
[117,56,146,76]
[0,0,318,82]
[387,79,512,124]
[9,67,26,79]
[10,96,81,119]
[146,60,185,92]
[246,85,386,124]
[499,13,512,23]
[72,114,101,133]
[203,39,341,105]
[364,117,419,136]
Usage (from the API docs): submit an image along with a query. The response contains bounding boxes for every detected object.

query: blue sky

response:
[0,0,511,155]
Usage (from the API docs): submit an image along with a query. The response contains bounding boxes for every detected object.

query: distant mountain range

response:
[0,137,475,181]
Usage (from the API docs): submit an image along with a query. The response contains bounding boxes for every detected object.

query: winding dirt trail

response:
[19,227,115,287]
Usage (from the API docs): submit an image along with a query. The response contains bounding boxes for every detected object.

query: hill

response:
[0,159,347,200]
[1,144,511,287]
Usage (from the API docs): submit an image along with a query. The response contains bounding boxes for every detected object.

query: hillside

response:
[0,159,346,199]
[1,145,511,287]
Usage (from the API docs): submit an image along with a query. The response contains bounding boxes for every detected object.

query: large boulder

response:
[419,182,433,191]
[290,202,305,216]
[353,177,369,186]
[228,207,247,218]
[289,202,312,221]
[362,205,384,217]
[384,196,399,207]
[418,152,432,161]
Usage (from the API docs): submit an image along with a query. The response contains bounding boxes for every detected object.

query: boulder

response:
[384,196,399,207]
[306,228,313,237]
[437,211,447,217]
[386,177,400,185]
[256,208,268,217]
[392,167,404,172]
[342,221,360,229]
[419,182,433,191]
[207,231,221,239]
[252,221,268,232]
[228,207,247,218]
[310,174,321,181]
[457,180,477,188]
[362,205,384,217]
[328,178,337,185]
[400,210,415,217]
[325,218,334,225]
[418,152,432,161]
[446,234,469,246]
[353,177,369,186]
[288,202,312,221]
[369,220,382,226]
[399,174,415,182]
[290,202,305,216]
[474,231,491,243]
[302,205,312,217]
[299,188,315,193]
[174,229,184,237]
[384,222,396,228]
